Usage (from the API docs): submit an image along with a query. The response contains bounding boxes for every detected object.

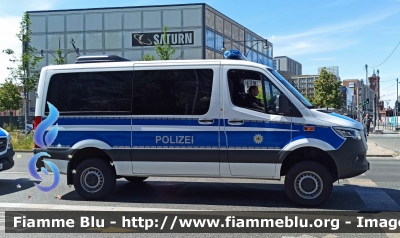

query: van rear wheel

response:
[284,161,333,207]
[73,158,116,200]
[124,176,148,183]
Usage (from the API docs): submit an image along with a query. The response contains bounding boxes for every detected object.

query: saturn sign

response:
[132,31,194,47]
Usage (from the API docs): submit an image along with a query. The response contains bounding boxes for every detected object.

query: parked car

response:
[0,127,15,172]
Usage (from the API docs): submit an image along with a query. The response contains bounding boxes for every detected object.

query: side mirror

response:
[276,94,291,115]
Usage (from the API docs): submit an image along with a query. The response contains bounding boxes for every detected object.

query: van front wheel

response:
[73,158,116,200]
[284,161,333,207]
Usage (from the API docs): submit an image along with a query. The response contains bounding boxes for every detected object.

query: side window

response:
[263,77,284,114]
[228,69,264,111]
[45,71,133,115]
[132,69,213,115]
[227,69,284,114]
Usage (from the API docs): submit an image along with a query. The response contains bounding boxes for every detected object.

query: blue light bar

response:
[223,50,249,61]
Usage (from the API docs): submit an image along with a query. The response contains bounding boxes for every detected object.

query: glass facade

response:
[206,29,214,48]
[215,33,223,52]
[205,28,272,67]
[204,6,273,67]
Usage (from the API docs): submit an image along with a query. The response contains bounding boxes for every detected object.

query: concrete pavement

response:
[366,129,399,157]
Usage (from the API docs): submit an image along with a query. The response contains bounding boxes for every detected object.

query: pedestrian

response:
[363,114,372,136]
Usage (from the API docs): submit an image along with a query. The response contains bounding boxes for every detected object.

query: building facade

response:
[343,79,375,120]
[273,56,302,75]
[340,86,355,117]
[318,66,339,80]
[290,75,318,98]
[24,3,274,116]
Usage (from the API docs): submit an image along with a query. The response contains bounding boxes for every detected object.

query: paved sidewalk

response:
[366,141,399,157]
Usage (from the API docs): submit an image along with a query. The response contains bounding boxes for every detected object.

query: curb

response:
[13,150,33,153]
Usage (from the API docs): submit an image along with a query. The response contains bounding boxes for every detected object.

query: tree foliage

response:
[54,49,66,65]
[142,25,183,61]
[313,68,343,110]
[2,12,43,95]
[304,95,314,105]
[142,54,156,61]
[0,80,22,113]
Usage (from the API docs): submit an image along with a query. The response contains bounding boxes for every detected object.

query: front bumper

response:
[327,134,369,179]
[0,148,15,172]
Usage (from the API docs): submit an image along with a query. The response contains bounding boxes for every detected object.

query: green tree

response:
[304,95,314,104]
[313,68,343,111]
[143,25,183,61]
[142,54,156,61]
[2,12,43,98]
[54,49,66,65]
[0,80,22,124]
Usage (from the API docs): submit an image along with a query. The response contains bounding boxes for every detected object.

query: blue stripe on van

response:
[223,120,291,129]
[225,131,291,148]
[0,128,7,137]
[44,117,344,150]
[291,124,345,150]
[47,117,220,127]
[132,131,218,147]
[51,131,131,147]
[132,119,219,127]
[47,117,132,126]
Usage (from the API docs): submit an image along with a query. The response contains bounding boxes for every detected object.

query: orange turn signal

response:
[304,126,315,132]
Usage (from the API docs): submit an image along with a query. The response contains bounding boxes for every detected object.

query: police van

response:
[33,51,369,207]
[0,127,15,172]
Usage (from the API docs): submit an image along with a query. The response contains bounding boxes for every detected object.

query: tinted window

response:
[46,71,133,114]
[132,69,213,115]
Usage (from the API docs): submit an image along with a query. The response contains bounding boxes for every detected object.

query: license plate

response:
[0,162,3,170]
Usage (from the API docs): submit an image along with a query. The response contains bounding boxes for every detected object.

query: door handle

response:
[228,119,244,125]
[198,118,214,124]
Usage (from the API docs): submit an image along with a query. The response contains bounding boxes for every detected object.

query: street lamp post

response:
[221,39,270,63]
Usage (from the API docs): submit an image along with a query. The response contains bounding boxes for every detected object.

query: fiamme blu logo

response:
[28,102,61,192]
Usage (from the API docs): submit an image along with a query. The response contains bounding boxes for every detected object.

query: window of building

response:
[307,78,314,82]
[227,69,284,114]
[215,33,223,52]
[132,69,214,115]
[300,78,306,83]
[308,83,314,87]
[245,32,252,48]
[206,29,215,48]
[46,71,133,115]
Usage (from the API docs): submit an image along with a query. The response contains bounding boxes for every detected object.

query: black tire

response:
[73,158,116,200]
[124,176,148,183]
[284,161,333,207]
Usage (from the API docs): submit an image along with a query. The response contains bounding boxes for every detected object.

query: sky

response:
[1,0,400,107]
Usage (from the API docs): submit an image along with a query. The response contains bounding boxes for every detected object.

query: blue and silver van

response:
[33,53,369,207]
[0,127,15,172]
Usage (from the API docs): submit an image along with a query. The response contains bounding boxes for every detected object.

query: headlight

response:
[7,135,12,149]
[333,127,361,140]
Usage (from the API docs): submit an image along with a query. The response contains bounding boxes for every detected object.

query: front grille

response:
[0,138,6,153]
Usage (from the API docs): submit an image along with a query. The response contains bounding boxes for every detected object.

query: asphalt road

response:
[0,152,399,237]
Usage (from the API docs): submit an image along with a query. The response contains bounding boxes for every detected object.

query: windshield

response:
[267,68,313,108]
